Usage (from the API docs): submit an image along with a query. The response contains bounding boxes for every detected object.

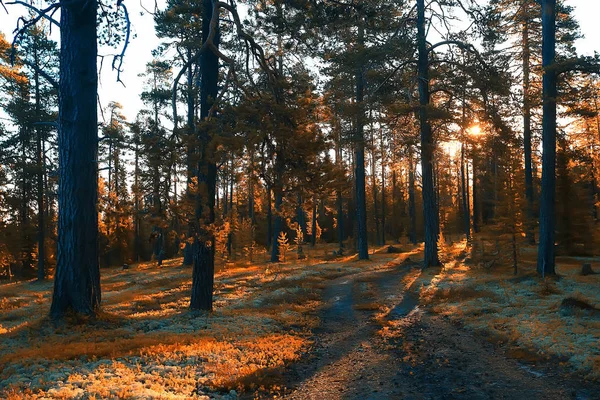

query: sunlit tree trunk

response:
[461,144,471,240]
[191,0,219,310]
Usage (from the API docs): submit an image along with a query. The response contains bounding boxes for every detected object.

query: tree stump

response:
[581,263,595,276]
[387,245,403,254]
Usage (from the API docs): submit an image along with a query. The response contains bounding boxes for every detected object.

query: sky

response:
[0,0,599,123]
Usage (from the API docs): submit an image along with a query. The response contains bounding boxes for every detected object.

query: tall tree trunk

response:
[408,151,417,245]
[371,143,380,246]
[191,0,219,310]
[461,142,471,240]
[522,14,536,244]
[392,169,397,241]
[34,47,45,281]
[296,193,307,237]
[267,186,272,250]
[311,195,318,247]
[335,118,344,252]
[460,89,471,241]
[417,0,439,266]
[270,187,283,262]
[248,151,255,223]
[51,0,100,318]
[134,132,141,262]
[537,0,557,276]
[380,129,386,245]
[472,158,480,233]
[183,46,197,267]
[355,14,369,260]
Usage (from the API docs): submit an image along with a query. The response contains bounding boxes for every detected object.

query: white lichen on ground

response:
[418,240,600,380]
[0,245,396,399]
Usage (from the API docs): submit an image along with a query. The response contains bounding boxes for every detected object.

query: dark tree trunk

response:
[417,0,439,266]
[267,186,272,250]
[371,145,380,246]
[380,130,386,245]
[408,152,417,245]
[296,193,308,238]
[392,169,397,240]
[223,172,229,216]
[229,159,234,212]
[134,133,141,262]
[337,190,344,251]
[183,46,197,267]
[335,121,344,252]
[191,0,219,310]
[248,151,256,223]
[270,189,283,262]
[472,159,480,233]
[20,123,32,276]
[355,16,369,260]
[522,15,536,245]
[460,142,470,240]
[51,0,100,318]
[537,0,557,276]
[34,49,45,281]
[311,196,317,247]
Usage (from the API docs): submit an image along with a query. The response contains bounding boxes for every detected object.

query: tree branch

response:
[6,1,60,27]
[22,59,58,89]
[111,0,131,87]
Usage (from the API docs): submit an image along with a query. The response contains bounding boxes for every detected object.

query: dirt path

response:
[280,257,599,400]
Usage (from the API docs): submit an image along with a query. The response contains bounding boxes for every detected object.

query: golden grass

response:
[0,246,410,398]
[0,297,28,311]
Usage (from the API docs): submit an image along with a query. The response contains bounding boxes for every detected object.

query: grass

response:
[0,244,404,399]
[417,238,600,380]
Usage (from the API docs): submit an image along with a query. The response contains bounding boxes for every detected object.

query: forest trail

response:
[280,255,598,400]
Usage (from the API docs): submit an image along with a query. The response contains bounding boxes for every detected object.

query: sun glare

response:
[468,124,483,136]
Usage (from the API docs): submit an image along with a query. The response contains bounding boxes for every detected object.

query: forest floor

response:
[0,242,599,399]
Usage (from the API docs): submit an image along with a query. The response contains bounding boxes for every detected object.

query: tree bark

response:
[417,0,440,267]
[51,0,100,318]
[408,150,417,245]
[191,0,219,311]
[461,143,471,240]
[472,158,480,233]
[522,13,536,244]
[355,14,369,260]
[34,46,45,281]
[311,195,317,247]
[267,186,272,250]
[371,141,381,246]
[134,131,141,262]
[380,130,386,245]
[270,188,283,262]
[335,117,344,252]
[537,0,557,276]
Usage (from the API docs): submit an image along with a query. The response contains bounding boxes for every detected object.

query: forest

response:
[0,0,599,398]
